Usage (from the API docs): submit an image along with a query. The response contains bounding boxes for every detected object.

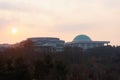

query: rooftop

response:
[73,34,92,42]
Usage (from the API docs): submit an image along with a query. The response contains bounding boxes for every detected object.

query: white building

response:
[65,35,110,50]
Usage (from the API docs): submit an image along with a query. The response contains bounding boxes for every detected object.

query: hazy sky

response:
[0,0,120,45]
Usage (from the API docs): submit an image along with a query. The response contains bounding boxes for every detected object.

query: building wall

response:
[28,37,65,52]
[65,42,109,50]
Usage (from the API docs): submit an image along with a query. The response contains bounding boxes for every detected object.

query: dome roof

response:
[73,35,92,42]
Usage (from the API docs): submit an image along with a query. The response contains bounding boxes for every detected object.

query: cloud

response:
[0,18,9,27]
[53,23,95,32]
[0,17,20,29]
[0,1,55,16]
[0,2,24,11]
[104,0,120,8]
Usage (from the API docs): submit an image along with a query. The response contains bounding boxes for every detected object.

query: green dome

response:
[73,35,92,42]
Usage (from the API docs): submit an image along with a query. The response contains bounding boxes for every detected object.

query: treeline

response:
[0,40,120,80]
[0,48,67,80]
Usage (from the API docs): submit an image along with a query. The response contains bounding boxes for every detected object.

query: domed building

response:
[65,34,110,49]
[73,35,92,42]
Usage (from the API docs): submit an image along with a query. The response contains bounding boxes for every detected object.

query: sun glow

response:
[11,28,17,34]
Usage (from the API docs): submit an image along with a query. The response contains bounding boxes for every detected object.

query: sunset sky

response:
[0,0,120,45]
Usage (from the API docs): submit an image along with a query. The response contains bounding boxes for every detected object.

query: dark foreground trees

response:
[0,50,68,80]
[0,45,120,80]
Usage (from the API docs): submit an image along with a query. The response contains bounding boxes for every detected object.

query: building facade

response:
[65,35,110,50]
[27,37,65,52]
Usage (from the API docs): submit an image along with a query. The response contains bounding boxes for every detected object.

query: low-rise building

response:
[65,35,110,50]
[27,37,65,52]
[0,44,11,52]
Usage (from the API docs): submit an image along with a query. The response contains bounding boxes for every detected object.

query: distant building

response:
[27,37,65,52]
[0,44,11,52]
[65,35,110,50]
